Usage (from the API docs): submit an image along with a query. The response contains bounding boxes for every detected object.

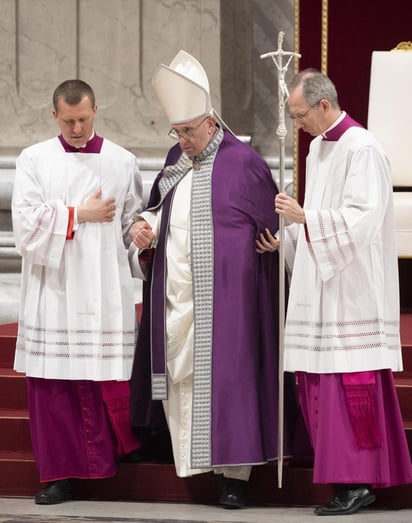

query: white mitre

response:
[152,50,212,124]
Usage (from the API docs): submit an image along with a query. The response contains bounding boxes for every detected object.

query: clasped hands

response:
[129,219,155,249]
[256,192,305,253]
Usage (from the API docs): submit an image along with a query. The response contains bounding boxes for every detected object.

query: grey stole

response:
[190,128,223,468]
[150,128,224,468]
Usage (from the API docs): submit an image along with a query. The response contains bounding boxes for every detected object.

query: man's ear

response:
[319,99,330,112]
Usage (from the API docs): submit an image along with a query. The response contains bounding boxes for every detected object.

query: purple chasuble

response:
[130,131,301,467]
[150,193,174,380]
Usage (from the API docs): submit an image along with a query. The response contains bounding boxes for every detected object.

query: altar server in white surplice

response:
[12,79,144,505]
[257,69,412,517]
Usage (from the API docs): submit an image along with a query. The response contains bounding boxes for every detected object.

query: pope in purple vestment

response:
[129,50,300,509]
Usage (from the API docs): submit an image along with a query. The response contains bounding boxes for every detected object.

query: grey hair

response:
[289,68,340,109]
[53,79,96,112]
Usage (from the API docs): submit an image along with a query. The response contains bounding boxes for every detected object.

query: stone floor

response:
[0,498,412,523]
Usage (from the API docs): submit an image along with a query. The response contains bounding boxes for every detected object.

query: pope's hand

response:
[131,220,155,249]
[256,228,280,253]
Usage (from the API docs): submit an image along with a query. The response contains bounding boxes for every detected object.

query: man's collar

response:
[322,112,363,141]
[58,132,103,153]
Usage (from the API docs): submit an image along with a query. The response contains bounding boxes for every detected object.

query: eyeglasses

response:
[289,103,320,121]
[168,116,209,140]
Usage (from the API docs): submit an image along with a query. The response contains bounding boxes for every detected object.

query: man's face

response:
[53,96,97,147]
[287,87,326,137]
[170,115,216,157]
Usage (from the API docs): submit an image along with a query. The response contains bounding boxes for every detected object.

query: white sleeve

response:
[305,145,391,282]
[128,209,162,279]
[12,150,68,269]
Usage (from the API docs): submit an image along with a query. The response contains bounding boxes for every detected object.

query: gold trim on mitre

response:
[392,41,412,50]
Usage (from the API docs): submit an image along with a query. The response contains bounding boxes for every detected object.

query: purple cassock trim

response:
[322,114,363,141]
[58,133,104,153]
[150,189,175,399]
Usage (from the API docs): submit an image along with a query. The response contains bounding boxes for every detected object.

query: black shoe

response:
[314,485,376,516]
[35,479,72,505]
[218,476,247,509]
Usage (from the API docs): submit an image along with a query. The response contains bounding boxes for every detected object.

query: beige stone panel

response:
[17,0,77,108]
[0,0,77,151]
[139,0,221,151]
[0,0,222,155]
[0,0,16,104]
[75,0,144,150]
[78,0,143,106]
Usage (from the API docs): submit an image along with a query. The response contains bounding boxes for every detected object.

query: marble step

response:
[0,409,31,451]
[0,316,411,507]
[0,368,28,410]
[0,455,411,509]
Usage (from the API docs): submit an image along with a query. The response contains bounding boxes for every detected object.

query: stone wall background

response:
[0,0,295,158]
[0,0,296,323]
